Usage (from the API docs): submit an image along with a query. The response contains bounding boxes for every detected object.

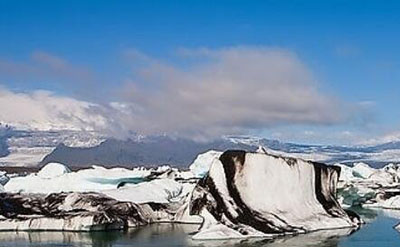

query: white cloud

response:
[113,47,349,139]
[361,131,400,145]
[0,88,107,131]
[0,47,358,140]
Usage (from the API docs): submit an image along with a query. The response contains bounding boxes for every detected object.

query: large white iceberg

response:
[189,151,361,240]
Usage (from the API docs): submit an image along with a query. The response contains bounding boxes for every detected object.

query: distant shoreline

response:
[0,166,81,175]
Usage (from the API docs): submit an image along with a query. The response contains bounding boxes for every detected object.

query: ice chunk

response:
[37,162,71,179]
[189,150,222,178]
[352,163,376,179]
[0,171,9,185]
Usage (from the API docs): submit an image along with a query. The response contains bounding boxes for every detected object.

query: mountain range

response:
[1,127,400,168]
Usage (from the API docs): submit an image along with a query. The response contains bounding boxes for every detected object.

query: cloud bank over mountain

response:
[0,88,107,131]
[0,47,356,140]
[114,47,347,139]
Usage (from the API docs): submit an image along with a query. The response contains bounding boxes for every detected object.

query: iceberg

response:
[11,150,400,236]
[0,168,201,231]
[336,162,400,209]
[189,150,362,240]
[352,162,376,179]
[363,193,400,209]
[189,150,222,178]
[0,162,201,230]
[0,171,9,186]
[336,163,358,182]
[37,162,71,179]
[0,192,150,231]
[4,165,172,194]
[102,178,193,204]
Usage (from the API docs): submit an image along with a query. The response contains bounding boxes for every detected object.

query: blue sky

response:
[1,0,400,145]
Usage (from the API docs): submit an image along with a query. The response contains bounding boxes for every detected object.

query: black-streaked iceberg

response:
[188,150,362,239]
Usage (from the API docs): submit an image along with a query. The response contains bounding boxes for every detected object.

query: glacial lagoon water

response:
[0,210,398,247]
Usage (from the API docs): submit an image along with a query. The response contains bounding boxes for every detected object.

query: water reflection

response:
[0,231,92,247]
[188,227,356,247]
[0,224,200,247]
[0,209,398,247]
[0,223,356,247]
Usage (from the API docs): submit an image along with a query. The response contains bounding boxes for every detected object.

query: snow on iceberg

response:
[189,150,222,178]
[337,162,400,185]
[336,163,357,182]
[382,163,400,183]
[4,165,171,194]
[102,178,191,204]
[3,164,198,214]
[189,150,362,240]
[37,162,71,179]
[363,192,400,210]
[352,163,376,179]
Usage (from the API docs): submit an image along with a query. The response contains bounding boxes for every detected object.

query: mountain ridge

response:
[2,128,400,168]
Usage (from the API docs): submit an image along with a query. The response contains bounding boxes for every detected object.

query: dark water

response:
[0,210,398,247]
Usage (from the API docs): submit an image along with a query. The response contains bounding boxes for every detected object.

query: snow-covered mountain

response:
[0,129,105,167]
[42,136,400,168]
[40,136,256,168]
[2,128,400,168]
